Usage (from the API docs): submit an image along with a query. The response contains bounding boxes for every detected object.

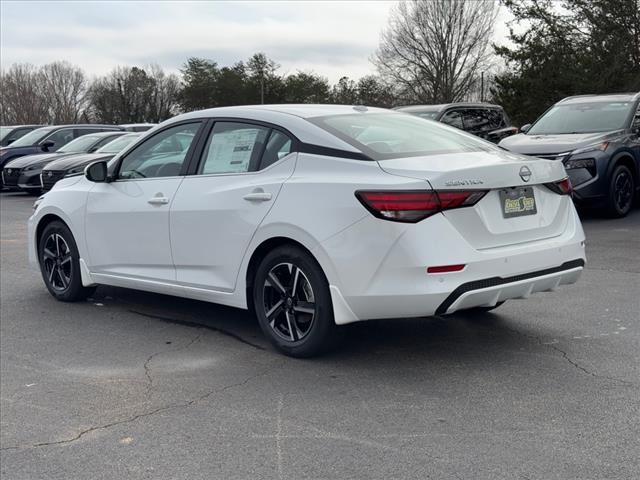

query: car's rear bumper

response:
[321,203,586,324]
[435,259,584,314]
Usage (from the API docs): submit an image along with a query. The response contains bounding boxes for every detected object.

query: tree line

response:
[0,55,397,126]
[1,0,637,127]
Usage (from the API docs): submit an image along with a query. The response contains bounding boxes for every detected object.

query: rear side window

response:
[199,122,270,174]
[462,109,505,132]
[259,131,293,170]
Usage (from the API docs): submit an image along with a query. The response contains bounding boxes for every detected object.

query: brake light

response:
[545,177,572,195]
[355,189,488,223]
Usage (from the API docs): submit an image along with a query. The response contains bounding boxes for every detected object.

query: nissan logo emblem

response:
[519,166,532,182]
[47,171,53,177]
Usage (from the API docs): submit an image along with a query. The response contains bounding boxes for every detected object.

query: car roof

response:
[81,131,127,138]
[1,124,45,129]
[153,105,400,154]
[176,104,390,120]
[557,92,640,104]
[395,103,503,113]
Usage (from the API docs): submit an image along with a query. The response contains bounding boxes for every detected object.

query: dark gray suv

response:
[499,93,640,217]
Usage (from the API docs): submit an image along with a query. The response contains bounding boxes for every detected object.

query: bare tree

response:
[147,64,181,122]
[374,0,498,104]
[39,61,88,123]
[0,64,49,124]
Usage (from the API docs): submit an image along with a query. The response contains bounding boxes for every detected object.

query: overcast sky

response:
[0,1,513,83]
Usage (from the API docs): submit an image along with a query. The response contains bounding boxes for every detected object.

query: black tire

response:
[253,245,340,357]
[606,164,635,218]
[38,220,96,302]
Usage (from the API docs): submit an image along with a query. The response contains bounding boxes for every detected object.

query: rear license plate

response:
[499,187,537,218]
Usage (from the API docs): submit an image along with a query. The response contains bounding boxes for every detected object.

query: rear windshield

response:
[407,111,439,120]
[308,112,493,160]
[8,127,54,147]
[528,101,634,134]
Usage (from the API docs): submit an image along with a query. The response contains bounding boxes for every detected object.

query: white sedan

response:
[29,105,586,356]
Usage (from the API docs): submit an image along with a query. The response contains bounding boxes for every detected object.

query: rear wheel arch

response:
[245,237,327,310]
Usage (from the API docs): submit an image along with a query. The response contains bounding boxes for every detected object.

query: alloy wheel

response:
[42,233,72,291]
[262,262,316,342]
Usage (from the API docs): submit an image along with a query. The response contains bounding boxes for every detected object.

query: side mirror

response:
[520,124,532,134]
[41,140,55,151]
[85,160,108,183]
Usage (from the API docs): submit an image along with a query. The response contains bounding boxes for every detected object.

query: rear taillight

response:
[355,189,488,223]
[545,177,572,195]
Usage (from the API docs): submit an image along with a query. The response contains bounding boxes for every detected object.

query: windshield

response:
[58,134,104,153]
[7,127,54,147]
[528,101,634,135]
[0,127,12,141]
[309,112,493,160]
[96,134,140,153]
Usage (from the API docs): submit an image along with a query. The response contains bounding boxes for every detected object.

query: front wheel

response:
[253,245,340,357]
[38,221,96,302]
[606,165,635,218]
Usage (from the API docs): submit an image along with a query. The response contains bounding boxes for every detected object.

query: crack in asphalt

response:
[502,324,635,387]
[0,365,277,452]
[129,309,266,351]
[143,332,203,396]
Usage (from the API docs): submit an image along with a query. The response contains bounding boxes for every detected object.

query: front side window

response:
[118,122,201,179]
[43,129,75,150]
[309,112,492,160]
[199,122,270,174]
[528,101,634,135]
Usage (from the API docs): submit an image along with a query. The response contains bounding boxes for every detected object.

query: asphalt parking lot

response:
[0,192,638,480]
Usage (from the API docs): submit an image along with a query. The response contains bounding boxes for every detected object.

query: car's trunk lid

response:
[378,151,573,249]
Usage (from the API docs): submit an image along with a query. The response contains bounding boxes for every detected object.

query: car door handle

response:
[243,191,272,202]
[148,196,169,205]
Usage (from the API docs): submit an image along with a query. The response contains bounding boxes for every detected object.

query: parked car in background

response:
[395,103,518,143]
[2,131,126,194]
[499,92,640,217]
[120,123,157,132]
[28,105,585,357]
[0,125,123,188]
[0,125,45,147]
[41,133,141,191]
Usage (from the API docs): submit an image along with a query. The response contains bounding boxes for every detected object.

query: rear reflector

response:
[355,189,488,223]
[427,264,466,274]
[544,177,572,195]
